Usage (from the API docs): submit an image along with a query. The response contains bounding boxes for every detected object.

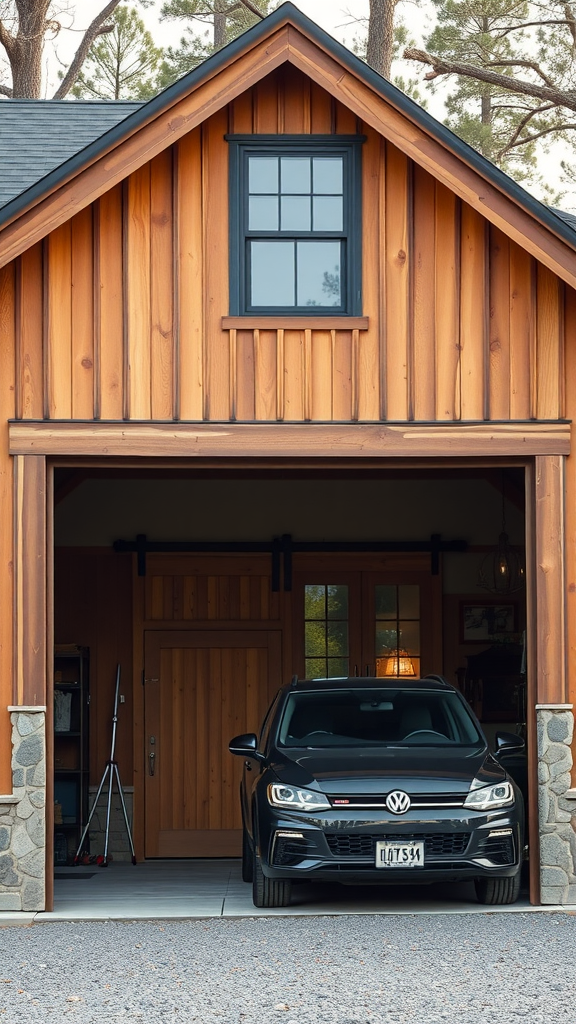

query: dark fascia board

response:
[0,0,575,255]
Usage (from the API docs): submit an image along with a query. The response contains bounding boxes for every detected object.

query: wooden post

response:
[14,454,47,706]
[534,454,566,704]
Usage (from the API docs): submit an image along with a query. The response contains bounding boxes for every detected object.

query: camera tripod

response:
[74,664,136,867]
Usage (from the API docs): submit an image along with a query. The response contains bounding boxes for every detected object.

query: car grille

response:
[328,793,468,809]
[325,832,471,859]
[476,831,516,866]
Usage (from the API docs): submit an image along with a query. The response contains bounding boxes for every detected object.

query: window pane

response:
[375,585,397,619]
[313,196,343,232]
[327,621,349,657]
[249,156,278,194]
[399,620,420,657]
[399,585,420,618]
[327,658,349,678]
[250,241,294,307]
[375,626,399,657]
[305,621,327,657]
[249,196,278,231]
[305,658,326,679]
[281,157,310,194]
[297,241,341,307]
[327,585,348,620]
[313,157,343,194]
[281,195,311,231]
[305,584,326,619]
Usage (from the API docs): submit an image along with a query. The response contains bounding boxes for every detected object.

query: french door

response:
[293,563,442,680]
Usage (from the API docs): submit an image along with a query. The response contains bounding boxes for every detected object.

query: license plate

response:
[375,841,424,868]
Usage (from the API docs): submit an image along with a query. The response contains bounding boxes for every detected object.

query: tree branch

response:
[484,58,555,87]
[239,0,264,18]
[0,81,13,97]
[0,19,16,59]
[500,104,555,153]
[501,121,576,153]
[53,0,124,99]
[403,47,576,112]
[494,19,574,36]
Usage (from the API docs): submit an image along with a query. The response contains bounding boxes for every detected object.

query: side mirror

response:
[495,731,525,757]
[229,733,266,762]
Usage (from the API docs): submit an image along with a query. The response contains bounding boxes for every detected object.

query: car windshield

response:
[278,688,483,748]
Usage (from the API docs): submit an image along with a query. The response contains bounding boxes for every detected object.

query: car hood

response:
[269,746,506,795]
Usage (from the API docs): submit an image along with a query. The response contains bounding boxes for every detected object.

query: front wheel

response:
[252,853,292,908]
[474,869,521,905]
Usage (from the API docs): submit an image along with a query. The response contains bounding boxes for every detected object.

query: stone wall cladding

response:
[537,707,576,904]
[0,708,46,912]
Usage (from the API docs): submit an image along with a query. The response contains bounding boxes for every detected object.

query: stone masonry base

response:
[0,708,46,912]
[537,707,576,904]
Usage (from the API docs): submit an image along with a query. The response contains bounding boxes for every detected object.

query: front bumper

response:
[256,803,523,884]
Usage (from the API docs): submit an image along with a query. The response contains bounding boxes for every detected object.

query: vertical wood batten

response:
[509,243,533,420]
[536,265,563,420]
[177,130,204,421]
[98,186,124,420]
[535,455,566,704]
[359,125,380,420]
[488,226,511,419]
[150,149,174,420]
[127,164,152,419]
[71,207,94,419]
[563,287,576,709]
[18,244,44,420]
[385,143,410,420]
[47,223,72,419]
[434,184,460,420]
[14,455,46,706]
[203,110,230,419]
[459,204,486,421]
[412,166,436,421]
[0,264,15,790]
[229,328,237,420]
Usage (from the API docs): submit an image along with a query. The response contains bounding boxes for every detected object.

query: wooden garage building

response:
[0,2,575,911]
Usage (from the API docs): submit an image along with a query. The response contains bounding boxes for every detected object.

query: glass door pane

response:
[304,584,349,678]
[375,584,421,677]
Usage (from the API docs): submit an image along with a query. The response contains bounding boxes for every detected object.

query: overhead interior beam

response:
[9,420,571,459]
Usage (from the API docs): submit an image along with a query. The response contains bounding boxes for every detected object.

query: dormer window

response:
[227,135,363,316]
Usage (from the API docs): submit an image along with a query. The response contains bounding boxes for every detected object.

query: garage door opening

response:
[52,464,529,887]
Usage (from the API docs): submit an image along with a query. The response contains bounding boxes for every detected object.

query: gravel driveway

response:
[0,913,574,1023]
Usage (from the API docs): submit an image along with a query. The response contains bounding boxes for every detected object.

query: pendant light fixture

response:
[477,474,525,594]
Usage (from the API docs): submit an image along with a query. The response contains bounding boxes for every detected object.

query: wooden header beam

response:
[9,420,571,459]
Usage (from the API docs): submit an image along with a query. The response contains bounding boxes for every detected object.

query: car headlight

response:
[464,779,514,811]
[268,783,330,812]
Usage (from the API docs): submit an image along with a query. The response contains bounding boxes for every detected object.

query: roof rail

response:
[423,673,450,686]
[290,674,299,688]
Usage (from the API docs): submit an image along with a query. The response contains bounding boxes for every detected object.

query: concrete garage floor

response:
[1,860,573,923]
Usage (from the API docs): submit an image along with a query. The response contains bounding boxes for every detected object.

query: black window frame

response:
[226,134,364,317]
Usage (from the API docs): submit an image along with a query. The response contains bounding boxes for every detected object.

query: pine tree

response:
[71,5,162,100]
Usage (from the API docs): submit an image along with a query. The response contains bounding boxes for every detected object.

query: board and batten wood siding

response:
[0,67,567,428]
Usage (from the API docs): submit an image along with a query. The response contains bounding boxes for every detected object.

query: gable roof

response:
[0,100,141,209]
[0,2,575,287]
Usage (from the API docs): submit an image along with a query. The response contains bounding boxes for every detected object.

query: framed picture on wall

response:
[460,601,517,643]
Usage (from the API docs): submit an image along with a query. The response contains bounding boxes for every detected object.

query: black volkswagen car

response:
[229,675,525,908]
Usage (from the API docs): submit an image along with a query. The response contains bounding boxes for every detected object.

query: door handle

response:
[149,751,156,776]
[244,760,252,771]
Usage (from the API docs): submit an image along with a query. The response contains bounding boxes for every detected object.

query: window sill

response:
[221,316,369,330]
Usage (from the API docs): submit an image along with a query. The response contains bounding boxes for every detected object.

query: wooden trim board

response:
[10,420,570,458]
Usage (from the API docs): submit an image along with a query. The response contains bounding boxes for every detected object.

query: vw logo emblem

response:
[386,790,411,814]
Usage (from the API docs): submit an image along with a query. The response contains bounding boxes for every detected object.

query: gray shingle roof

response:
[0,99,142,208]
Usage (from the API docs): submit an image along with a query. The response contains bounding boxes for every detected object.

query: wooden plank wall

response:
[1,65,566,425]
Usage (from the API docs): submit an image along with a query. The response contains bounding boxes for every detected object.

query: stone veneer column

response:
[536,704,576,904]
[0,707,46,912]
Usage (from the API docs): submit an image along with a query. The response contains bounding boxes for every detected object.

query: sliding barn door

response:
[144,630,281,857]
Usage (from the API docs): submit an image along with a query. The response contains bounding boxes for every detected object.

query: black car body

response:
[229,676,525,907]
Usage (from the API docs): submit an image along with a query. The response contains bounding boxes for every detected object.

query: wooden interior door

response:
[144,629,281,857]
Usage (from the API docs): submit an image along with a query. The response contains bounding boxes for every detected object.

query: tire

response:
[252,852,292,908]
[241,827,253,883]
[474,869,521,905]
